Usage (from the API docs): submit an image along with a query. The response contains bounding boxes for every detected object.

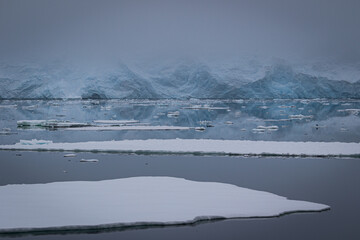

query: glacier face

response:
[0,59,359,99]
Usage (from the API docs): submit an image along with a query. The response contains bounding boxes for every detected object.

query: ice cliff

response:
[0,60,359,99]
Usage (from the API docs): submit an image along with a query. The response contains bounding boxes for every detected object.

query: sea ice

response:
[80,159,99,162]
[17,120,91,128]
[1,139,359,157]
[253,125,279,132]
[289,115,313,120]
[93,120,140,124]
[0,177,329,233]
[63,154,76,157]
[64,126,191,131]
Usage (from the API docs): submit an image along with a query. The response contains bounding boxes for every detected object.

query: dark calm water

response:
[0,151,359,240]
[1,99,360,239]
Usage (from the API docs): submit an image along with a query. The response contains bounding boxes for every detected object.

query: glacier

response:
[0,59,359,99]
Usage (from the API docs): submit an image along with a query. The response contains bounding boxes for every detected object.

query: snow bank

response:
[0,177,329,233]
[1,139,359,157]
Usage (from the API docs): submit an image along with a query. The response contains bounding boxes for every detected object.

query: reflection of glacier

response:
[0,99,359,144]
[0,61,359,99]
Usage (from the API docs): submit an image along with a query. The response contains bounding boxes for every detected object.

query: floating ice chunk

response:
[337,109,360,115]
[17,120,50,126]
[0,177,329,233]
[167,111,180,117]
[289,114,313,120]
[93,120,140,124]
[0,128,17,135]
[100,106,112,110]
[17,120,91,128]
[195,127,206,132]
[225,121,234,125]
[19,139,52,145]
[253,125,279,131]
[199,120,212,125]
[80,159,99,162]
[252,125,278,133]
[63,154,76,157]
[264,119,290,122]
[182,105,229,110]
[22,105,37,110]
[65,126,190,131]
[2,139,360,157]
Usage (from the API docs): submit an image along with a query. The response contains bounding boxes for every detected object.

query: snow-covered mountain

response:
[0,59,359,99]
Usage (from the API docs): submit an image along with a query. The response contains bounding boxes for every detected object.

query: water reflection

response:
[0,99,359,144]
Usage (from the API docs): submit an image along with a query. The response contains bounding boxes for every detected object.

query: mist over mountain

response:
[0,0,360,99]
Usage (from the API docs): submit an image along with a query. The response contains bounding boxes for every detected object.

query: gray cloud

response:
[0,0,359,62]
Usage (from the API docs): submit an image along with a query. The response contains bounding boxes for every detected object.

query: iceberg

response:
[1,139,359,157]
[0,177,329,233]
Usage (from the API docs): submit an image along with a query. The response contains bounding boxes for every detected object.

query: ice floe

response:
[63,154,76,157]
[0,128,17,135]
[19,139,52,145]
[1,139,359,157]
[337,109,360,115]
[289,114,313,120]
[253,125,279,132]
[0,177,329,233]
[182,105,229,110]
[80,158,99,162]
[17,120,91,128]
[16,119,187,131]
[167,111,180,117]
[65,126,191,131]
[93,120,140,124]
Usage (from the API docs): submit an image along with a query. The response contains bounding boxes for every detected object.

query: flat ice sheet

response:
[0,177,329,233]
[1,139,359,157]
[64,126,191,131]
[93,120,140,124]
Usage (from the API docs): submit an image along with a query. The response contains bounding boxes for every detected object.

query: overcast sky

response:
[0,0,359,62]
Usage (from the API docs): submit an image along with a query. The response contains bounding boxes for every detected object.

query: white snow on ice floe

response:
[63,153,76,157]
[1,139,359,157]
[0,177,329,233]
[80,158,99,162]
